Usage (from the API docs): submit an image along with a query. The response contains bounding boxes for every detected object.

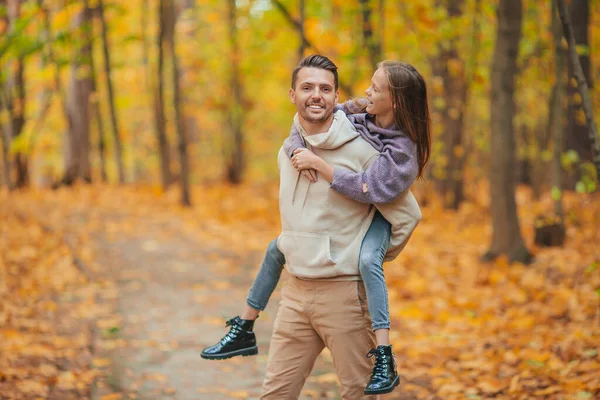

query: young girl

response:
[202,60,431,395]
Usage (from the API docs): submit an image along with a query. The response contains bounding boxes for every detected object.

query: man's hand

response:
[300,169,318,183]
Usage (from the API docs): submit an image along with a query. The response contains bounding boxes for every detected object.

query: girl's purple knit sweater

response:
[283,101,418,204]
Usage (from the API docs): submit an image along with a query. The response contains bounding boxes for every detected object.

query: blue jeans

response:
[246,211,392,331]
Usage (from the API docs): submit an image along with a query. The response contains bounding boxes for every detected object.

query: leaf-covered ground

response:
[1,184,598,399]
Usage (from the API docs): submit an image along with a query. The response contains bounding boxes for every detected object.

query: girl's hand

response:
[292,148,335,184]
[292,148,321,171]
[300,169,318,183]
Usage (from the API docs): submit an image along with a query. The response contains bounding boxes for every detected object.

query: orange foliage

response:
[2,184,599,399]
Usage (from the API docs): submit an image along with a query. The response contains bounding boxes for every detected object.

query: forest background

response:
[1,0,600,399]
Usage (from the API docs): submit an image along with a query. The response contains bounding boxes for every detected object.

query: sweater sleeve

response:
[336,99,368,115]
[376,189,421,262]
[330,139,419,204]
[282,123,306,158]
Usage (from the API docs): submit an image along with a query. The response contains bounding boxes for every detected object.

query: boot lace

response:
[366,348,389,377]
[221,317,242,344]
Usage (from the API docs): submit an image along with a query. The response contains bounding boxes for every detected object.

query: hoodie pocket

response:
[278,232,336,276]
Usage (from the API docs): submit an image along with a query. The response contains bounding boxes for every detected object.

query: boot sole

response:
[364,375,400,395]
[200,346,258,360]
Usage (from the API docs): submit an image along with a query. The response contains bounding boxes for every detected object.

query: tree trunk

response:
[564,0,593,187]
[98,0,126,183]
[298,0,305,60]
[557,0,600,181]
[155,0,172,189]
[178,0,199,160]
[63,3,93,185]
[88,27,108,183]
[551,0,565,221]
[226,0,244,184]
[484,0,532,263]
[359,0,382,68]
[0,98,12,189]
[432,0,468,210]
[5,0,28,188]
[165,0,191,206]
[35,0,70,187]
[0,7,11,189]
[132,0,150,182]
[379,0,385,57]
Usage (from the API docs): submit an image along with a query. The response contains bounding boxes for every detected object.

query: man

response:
[258,55,421,399]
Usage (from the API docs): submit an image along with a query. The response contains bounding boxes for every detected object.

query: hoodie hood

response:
[293,110,359,150]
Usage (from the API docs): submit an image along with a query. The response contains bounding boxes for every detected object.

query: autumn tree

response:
[271,0,354,96]
[63,2,93,185]
[359,0,383,68]
[225,0,244,184]
[164,0,191,205]
[3,0,28,188]
[88,20,108,183]
[557,0,600,182]
[551,0,566,223]
[32,0,70,182]
[298,0,306,60]
[564,0,593,188]
[154,0,172,189]
[0,1,11,189]
[431,0,470,210]
[98,0,126,183]
[484,0,532,263]
[179,0,199,162]
[534,0,568,248]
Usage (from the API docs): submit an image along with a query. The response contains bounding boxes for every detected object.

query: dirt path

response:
[10,187,418,400]
[74,209,351,400]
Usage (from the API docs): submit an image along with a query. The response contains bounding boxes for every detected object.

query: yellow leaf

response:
[101,394,122,400]
[93,358,112,368]
[477,379,507,395]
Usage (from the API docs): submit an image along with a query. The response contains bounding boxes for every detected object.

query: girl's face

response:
[365,67,393,118]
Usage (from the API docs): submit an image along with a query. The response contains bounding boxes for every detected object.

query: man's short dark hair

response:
[291,54,339,91]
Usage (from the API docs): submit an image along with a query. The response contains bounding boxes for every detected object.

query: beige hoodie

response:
[277,110,421,281]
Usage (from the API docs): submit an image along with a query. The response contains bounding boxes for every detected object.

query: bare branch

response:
[270,0,353,96]
[556,0,600,180]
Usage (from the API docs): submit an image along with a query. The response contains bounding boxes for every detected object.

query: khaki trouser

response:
[261,276,379,400]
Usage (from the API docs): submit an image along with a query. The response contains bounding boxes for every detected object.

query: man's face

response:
[289,67,339,125]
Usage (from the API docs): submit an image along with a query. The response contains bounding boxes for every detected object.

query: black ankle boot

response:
[364,345,400,395]
[201,316,258,360]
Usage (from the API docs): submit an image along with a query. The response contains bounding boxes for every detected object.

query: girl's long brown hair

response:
[379,60,431,179]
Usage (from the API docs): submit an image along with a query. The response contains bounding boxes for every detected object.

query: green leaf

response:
[551,186,561,201]
[527,359,545,368]
[10,133,31,155]
[541,149,553,162]
[561,150,580,169]
[575,181,586,193]
[595,288,600,298]
[434,97,446,110]
[587,181,597,192]
[122,34,143,43]
[583,349,598,358]
[585,262,599,273]
[576,44,590,57]
[577,391,593,399]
